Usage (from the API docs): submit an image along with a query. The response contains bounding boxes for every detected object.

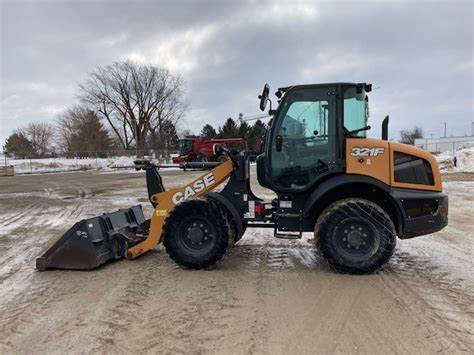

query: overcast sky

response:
[1,0,473,146]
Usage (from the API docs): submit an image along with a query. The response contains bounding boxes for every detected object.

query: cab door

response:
[270,87,336,190]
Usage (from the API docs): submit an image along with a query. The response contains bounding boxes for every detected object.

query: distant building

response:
[415,136,474,153]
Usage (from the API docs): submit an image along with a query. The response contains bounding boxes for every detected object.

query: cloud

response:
[96,33,130,48]
[258,2,319,22]
[122,25,218,73]
[0,0,472,145]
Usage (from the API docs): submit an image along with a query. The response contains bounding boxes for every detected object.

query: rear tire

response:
[315,198,396,274]
[163,199,230,269]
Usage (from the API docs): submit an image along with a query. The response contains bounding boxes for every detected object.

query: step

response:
[274,212,303,219]
[273,232,302,240]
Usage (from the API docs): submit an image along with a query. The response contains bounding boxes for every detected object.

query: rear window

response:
[394,152,434,186]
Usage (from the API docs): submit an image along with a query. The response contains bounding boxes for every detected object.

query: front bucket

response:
[36,205,147,271]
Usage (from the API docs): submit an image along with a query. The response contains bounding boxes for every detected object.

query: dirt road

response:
[0,170,472,354]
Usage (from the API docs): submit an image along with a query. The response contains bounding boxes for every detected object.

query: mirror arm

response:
[266,98,272,113]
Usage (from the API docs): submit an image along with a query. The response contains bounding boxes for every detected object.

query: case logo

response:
[351,147,385,157]
[172,172,216,204]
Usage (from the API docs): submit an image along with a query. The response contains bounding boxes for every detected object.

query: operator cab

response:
[178,138,194,155]
[256,83,372,191]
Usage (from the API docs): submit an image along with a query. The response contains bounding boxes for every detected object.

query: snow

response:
[4,156,174,174]
[435,145,474,173]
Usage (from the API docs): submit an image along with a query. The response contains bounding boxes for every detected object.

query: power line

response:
[241,113,271,122]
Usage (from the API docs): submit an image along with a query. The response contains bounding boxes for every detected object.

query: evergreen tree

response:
[4,132,34,158]
[57,106,114,156]
[69,111,113,154]
[238,121,251,138]
[160,120,179,149]
[247,120,267,152]
[200,124,217,138]
[218,117,239,138]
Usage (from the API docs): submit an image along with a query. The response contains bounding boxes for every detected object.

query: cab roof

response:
[278,82,371,93]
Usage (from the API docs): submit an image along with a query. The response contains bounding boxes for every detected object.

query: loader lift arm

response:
[125,159,235,259]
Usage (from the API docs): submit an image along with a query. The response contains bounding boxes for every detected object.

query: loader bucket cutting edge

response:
[36,205,148,271]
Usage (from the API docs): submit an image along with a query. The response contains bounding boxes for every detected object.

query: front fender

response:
[302,174,404,235]
[205,191,245,241]
[303,174,391,214]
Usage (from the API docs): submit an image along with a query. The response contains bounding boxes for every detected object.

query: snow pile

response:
[436,145,474,173]
[7,156,142,174]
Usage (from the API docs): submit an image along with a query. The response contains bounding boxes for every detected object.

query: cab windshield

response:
[344,86,369,137]
[178,139,193,155]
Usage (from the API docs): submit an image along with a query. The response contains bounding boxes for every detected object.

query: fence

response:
[414,137,474,154]
[2,149,179,175]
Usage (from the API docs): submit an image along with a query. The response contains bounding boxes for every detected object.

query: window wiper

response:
[345,125,371,136]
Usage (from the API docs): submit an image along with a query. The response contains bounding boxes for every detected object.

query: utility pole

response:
[442,122,447,137]
[471,122,474,136]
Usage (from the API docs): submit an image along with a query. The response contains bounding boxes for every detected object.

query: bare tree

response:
[400,126,424,145]
[78,61,186,154]
[18,122,54,157]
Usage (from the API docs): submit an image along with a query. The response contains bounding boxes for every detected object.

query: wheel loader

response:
[36,82,448,274]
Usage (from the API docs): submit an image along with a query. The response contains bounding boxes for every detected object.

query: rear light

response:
[254,203,265,218]
[438,198,448,218]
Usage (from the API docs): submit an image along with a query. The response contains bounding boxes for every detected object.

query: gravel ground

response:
[0,169,472,354]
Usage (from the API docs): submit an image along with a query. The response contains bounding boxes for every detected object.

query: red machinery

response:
[172,137,244,164]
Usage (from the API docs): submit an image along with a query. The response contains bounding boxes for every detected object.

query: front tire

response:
[315,198,396,274]
[163,199,230,269]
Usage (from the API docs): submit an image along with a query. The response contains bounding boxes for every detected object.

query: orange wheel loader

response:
[36,82,448,274]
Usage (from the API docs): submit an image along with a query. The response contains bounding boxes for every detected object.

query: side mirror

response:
[382,115,389,140]
[258,84,270,111]
[275,135,283,152]
[213,144,224,156]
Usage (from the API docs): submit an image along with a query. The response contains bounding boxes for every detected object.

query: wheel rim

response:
[176,216,216,255]
[333,217,380,260]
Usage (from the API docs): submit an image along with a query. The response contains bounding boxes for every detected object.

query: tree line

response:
[198,117,267,153]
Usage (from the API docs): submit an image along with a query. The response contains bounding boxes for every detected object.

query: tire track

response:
[382,253,474,352]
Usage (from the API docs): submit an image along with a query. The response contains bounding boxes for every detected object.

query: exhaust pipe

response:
[382,115,389,140]
[36,206,148,271]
